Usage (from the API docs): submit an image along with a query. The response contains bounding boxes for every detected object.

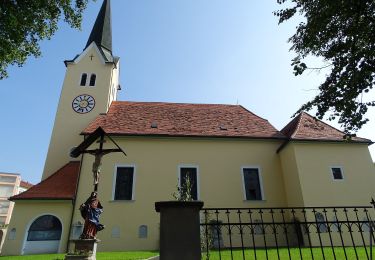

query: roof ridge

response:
[238,105,267,121]
[238,105,285,136]
[112,100,241,107]
[84,101,286,139]
[291,112,304,138]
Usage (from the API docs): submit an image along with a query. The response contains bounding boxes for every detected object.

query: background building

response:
[0,173,32,252]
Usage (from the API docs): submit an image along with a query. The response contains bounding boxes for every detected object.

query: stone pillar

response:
[155,201,204,260]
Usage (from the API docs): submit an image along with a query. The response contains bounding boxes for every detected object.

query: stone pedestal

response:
[155,201,204,260]
[65,239,100,260]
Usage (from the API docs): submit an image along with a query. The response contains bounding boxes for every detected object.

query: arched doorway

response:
[23,215,62,255]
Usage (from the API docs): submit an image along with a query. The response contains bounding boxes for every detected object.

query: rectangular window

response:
[0,201,10,214]
[331,167,344,180]
[0,186,14,198]
[114,166,135,200]
[0,176,17,183]
[179,167,198,200]
[242,168,263,200]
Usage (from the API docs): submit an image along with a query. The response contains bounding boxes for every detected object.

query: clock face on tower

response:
[72,94,95,114]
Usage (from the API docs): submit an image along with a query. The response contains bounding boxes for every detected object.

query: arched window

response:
[363,217,371,232]
[331,216,339,232]
[80,73,87,86]
[89,74,96,86]
[8,228,16,240]
[315,212,328,233]
[139,225,148,238]
[112,226,120,238]
[27,215,62,241]
[254,219,264,235]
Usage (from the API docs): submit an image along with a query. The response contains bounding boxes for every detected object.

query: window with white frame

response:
[179,167,198,200]
[114,166,135,200]
[331,167,344,180]
[80,73,96,86]
[242,168,263,200]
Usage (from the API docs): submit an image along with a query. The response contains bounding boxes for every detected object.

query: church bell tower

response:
[42,0,120,179]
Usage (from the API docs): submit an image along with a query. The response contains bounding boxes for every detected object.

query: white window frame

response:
[79,73,97,87]
[330,166,344,181]
[177,164,200,200]
[241,166,265,201]
[112,164,136,201]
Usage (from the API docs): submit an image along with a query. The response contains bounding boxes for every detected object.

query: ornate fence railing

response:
[200,206,375,260]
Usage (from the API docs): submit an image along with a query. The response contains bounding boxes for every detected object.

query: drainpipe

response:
[66,150,85,253]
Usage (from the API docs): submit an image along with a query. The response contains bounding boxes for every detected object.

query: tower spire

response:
[85,0,112,54]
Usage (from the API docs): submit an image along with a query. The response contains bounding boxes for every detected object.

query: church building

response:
[2,0,375,255]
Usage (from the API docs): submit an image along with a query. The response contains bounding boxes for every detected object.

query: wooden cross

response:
[70,127,126,192]
[90,54,94,60]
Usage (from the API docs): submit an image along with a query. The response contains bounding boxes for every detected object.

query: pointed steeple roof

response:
[64,0,118,68]
[86,0,112,52]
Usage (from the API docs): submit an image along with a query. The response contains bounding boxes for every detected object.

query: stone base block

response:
[65,239,100,260]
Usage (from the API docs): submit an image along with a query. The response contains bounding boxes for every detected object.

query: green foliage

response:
[275,0,375,134]
[0,0,92,79]
[0,224,8,229]
[172,175,194,201]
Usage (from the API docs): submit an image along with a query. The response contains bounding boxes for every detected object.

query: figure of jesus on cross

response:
[70,127,126,238]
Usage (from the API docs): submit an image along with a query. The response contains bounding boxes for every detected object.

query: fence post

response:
[155,201,204,260]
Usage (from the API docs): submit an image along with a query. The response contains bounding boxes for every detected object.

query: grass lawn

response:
[203,247,375,259]
[0,251,158,260]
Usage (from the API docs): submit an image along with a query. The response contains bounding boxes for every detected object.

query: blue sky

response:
[1,0,374,184]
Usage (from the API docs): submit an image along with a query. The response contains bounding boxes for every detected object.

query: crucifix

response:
[70,127,126,239]
[71,127,126,192]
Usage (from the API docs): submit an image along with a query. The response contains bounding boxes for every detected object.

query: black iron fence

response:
[200,206,375,260]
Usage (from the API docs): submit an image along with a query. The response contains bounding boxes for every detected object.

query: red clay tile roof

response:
[83,101,286,139]
[10,161,80,201]
[281,112,371,143]
[20,180,33,189]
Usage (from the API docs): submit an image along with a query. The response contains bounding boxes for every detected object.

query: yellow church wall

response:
[279,144,305,207]
[2,201,73,256]
[292,142,375,206]
[43,44,120,180]
[72,136,288,251]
